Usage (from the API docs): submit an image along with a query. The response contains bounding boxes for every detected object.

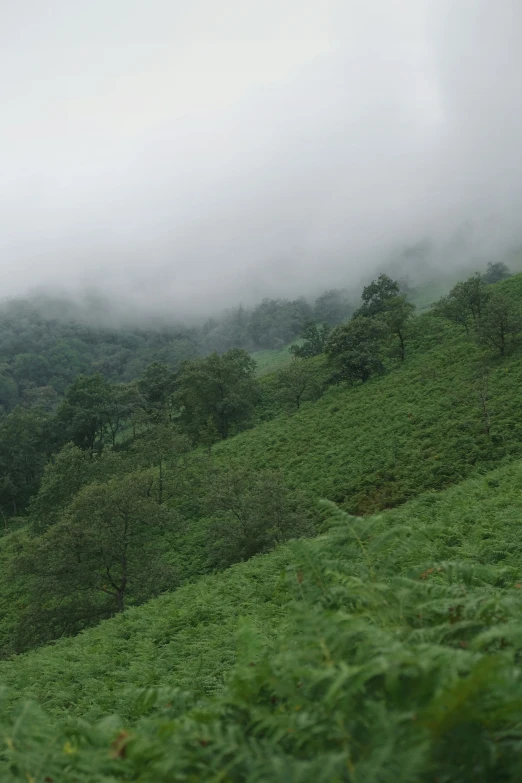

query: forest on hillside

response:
[1,260,522,781]
[0,260,516,647]
[0,285,358,415]
[5,0,522,776]
[0,262,509,418]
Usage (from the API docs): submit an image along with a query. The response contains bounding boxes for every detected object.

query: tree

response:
[379,295,415,361]
[137,362,177,422]
[290,321,331,358]
[11,353,51,390]
[274,359,323,410]
[202,307,249,353]
[352,275,415,360]
[456,274,491,323]
[0,406,51,520]
[355,274,401,318]
[313,289,353,326]
[205,466,316,567]
[101,382,142,448]
[133,423,190,504]
[0,365,19,413]
[198,416,221,455]
[21,384,58,412]
[247,298,312,349]
[476,293,522,356]
[326,317,386,383]
[176,349,259,441]
[56,373,112,453]
[116,381,147,441]
[433,294,472,335]
[483,261,511,284]
[18,472,175,646]
[29,443,123,532]
[434,274,490,334]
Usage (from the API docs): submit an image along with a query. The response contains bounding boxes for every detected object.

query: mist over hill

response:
[2,2,522,779]
[2,1,522,314]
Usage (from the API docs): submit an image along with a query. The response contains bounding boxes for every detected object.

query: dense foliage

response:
[2,269,522,646]
[0,262,521,780]
[207,273,522,515]
[0,287,355,415]
[3,462,522,780]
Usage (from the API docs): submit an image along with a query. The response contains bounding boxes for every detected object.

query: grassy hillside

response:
[251,343,297,375]
[248,277,447,373]
[2,275,522,658]
[214,274,522,514]
[2,272,522,780]
[3,457,522,779]
[3,456,522,719]
[409,277,457,311]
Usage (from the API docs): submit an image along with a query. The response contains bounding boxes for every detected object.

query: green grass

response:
[409,278,456,311]
[3,456,522,720]
[0,528,29,656]
[0,546,293,722]
[5,276,522,658]
[251,343,296,375]
[3,458,522,779]
[213,274,522,514]
[3,274,522,779]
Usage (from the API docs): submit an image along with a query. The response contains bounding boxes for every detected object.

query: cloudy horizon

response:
[1,0,521,316]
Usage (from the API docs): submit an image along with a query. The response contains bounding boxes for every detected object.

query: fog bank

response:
[1,0,521,316]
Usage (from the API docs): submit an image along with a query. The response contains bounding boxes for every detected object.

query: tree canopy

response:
[176,349,259,441]
[355,274,401,318]
[326,317,386,383]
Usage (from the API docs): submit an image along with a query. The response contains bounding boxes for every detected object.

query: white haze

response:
[1,0,521,317]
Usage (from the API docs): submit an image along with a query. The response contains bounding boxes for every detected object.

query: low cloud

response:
[1,0,521,317]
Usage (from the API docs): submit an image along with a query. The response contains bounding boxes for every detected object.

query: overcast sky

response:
[1,0,521,314]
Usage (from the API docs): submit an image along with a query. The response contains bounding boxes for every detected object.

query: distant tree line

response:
[0,261,510,416]
[0,288,355,416]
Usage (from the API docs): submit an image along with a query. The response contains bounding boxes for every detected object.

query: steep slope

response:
[2,275,522,661]
[2,274,522,780]
[0,545,293,721]
[2,458,522,779]
[215,276,522,513]
[250,344,297,375]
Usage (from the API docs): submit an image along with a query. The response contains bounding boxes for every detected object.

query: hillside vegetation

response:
[216,273,522,513]
[2,459,522,779]
[250,343,297,375]
[0,286,353,414]
[1,263,522,780]
[0,270,520,655]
